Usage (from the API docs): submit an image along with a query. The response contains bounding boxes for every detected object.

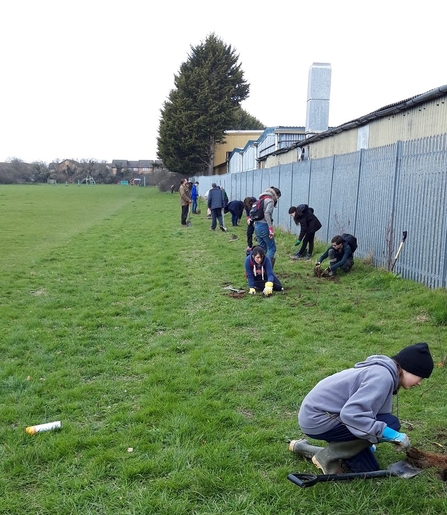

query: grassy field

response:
[1,184,447,514]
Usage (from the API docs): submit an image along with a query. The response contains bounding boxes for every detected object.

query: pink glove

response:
[269,227,274,239]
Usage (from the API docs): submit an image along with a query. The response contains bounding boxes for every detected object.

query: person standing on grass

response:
[245,246,283,295]
[253,187,281,267]
[290,342,434,474]
[289,204,322,260]
[243,196,257,255]
[191,181,199,213]
[316,235,353,277]
[179,178,191,226]
[207,183,227,232]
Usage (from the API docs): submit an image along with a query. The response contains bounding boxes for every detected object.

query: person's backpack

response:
[342,233,358,254]
[249,198,265,221]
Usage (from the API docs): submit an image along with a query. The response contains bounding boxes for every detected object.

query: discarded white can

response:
[26,420,62,435]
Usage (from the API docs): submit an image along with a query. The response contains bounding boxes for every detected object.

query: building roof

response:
[294,84,447,147]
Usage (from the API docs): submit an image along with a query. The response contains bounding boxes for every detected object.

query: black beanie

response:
[392,342,434,378]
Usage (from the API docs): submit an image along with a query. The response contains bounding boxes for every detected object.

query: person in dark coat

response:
[244,196,256,254]
[207,183,227,231]
[224,200,244,226]
[289,204,322,259]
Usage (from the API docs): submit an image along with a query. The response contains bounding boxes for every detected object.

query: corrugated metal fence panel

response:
[308,156,336,243]
[355,144,398,268]
[256,168,273,198]
[327,152,361,241]
[230,172,243,202]
[394,135,447,287]
[277,164,294,232]
[192,132,447,289]
[289,161,311,236]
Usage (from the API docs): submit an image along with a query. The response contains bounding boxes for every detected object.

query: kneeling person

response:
[245,246,283,295]
[317,235,353,276]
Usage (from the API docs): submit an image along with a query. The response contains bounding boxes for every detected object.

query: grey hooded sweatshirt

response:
[255,188,277,228]
[298,355,399,443]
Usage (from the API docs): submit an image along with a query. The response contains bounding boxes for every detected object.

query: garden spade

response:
[287,460,422,488]
[390,230,407,271]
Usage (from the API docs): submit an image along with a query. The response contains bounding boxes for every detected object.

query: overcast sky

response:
[1,0,445,164]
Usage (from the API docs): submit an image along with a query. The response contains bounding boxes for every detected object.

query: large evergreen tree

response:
[232,107,264,131]
[157,33,255,176]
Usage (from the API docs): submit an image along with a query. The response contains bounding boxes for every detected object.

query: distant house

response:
[111,160,163,175]
[48,159,81,174]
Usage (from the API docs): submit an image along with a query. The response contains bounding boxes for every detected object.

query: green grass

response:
[1,184,447,514]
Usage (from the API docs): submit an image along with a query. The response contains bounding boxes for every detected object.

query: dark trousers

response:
[230,212,239,226]
[297,232,316,256]
[247,222,255,248]
[253,274,283,292]
[181,205,189,225]
[306,413,400,472]
[210,208,223,230]
[328,248,354,273]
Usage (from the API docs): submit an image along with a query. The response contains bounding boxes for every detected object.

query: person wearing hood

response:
[253,186,281,266]
[244,246,283,295]
[289,343,434,474]
[288,204,322,259]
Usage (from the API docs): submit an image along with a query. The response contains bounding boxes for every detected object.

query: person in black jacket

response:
[289,204,322,259]
[224,200,245,226]
[243,196,256,255]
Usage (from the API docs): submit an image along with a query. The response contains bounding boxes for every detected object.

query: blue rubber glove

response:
[294,239,301,246]
[380,426,410,449]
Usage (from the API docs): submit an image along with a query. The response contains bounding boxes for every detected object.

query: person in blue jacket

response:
[290,342,434,474]
[244,246,283,295]
[316,235,353,276]
[191,181,199,213]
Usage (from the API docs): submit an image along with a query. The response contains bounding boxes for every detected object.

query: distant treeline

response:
[0,159,181,191]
